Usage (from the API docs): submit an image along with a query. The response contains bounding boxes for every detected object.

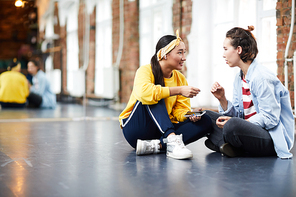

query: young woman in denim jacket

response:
[205,26,294,159]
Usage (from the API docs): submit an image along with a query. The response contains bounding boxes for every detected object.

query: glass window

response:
[140,0,158,8]
[238,0,256,28]
[263,0,277,10]
[258,16,277,73]
[214,0,233,24]
[66,4,79,93]
[139,0,173,66]
[188,0,277,108]
[94,0,113,97]
[257,0,277,73]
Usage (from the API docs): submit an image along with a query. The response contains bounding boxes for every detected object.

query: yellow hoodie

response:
[0,71,29,104]
[119,64,191,126]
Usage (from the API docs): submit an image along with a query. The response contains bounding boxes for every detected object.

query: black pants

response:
[205,110,276,157]
[27,92,42,108]
[0,102,26,108]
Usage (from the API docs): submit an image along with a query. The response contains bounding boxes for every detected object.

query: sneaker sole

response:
[167,152,193,160]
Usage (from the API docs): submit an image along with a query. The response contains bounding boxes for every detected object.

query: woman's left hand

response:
[216,116,232,128]
[189,115,201,122]
[188,108,202,122]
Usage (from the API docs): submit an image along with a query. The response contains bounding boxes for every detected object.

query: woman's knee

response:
[202,114,212,125]
[205,110,221,121]
[198,114,213,133]
[223,117,244,142]
[190,114,213,135]
[223,117,240,132]
[122,128,137,148]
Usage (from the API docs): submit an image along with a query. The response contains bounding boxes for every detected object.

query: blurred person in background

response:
[27,60,56,109]
[0,59,29,108]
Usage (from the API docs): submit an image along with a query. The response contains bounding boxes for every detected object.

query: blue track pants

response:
[121,100,212,149]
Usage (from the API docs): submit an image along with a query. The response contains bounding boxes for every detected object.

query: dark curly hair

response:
[226,26,258,63]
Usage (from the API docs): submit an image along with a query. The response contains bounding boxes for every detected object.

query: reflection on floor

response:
[0,103,295,197]
[0,103,121,121]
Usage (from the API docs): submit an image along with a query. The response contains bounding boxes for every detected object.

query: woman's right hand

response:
[180,86,200,98]
[210,82,225,101]
[211,82,228,111]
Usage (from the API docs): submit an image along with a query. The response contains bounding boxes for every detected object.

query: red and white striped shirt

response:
[242,77,257,119]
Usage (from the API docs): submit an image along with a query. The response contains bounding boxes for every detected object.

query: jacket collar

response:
[239,59,258,83]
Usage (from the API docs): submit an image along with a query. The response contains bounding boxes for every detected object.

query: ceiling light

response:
[15,0,26,8]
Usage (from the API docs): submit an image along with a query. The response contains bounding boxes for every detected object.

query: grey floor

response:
[0,103,295,197]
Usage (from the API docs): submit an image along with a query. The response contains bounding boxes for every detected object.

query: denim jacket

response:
[30,70,56,109]
[218,59,294,159]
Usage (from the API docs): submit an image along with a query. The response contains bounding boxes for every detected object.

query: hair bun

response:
[247,25,255,31]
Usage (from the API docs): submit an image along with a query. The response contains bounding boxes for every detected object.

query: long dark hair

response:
[226,26,258,63]
[150,35,176,86]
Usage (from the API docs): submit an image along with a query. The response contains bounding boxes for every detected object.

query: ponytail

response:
[151,54,165,86]
[151,34,176,86]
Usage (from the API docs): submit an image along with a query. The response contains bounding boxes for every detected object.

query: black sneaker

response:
[219,143,244,157]
[205,139,220,152]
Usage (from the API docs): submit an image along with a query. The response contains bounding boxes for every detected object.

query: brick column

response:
[78,3,85,69]
[113,0,139,104]
[86,8,96,94]
[54,2,61,70]
[276,0,296,108]
[60,25,68,94]
[173,0,193,76]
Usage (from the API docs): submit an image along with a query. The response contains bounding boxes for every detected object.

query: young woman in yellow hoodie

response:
[119,30,212,160]
[0,60,29,108]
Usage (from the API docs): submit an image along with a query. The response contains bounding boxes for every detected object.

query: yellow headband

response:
[157,29,182,61]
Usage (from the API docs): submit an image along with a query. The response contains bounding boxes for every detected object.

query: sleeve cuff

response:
[218,100,232,114]
[161,87,170,99]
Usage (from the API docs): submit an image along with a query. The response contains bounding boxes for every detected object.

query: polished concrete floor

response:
[0,103,295,197]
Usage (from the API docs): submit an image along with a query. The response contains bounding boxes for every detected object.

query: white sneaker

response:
[165,134,193,159]
[136,139,160,155]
